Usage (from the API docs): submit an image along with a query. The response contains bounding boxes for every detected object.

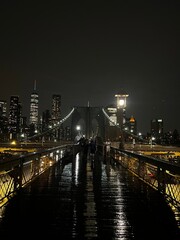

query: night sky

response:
[0,1,179,134]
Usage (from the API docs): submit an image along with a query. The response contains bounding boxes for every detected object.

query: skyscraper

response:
[0,100,7,118]
[151,118,163,138]
[29,80,39,131]
[0,100,8,140]
[51,94,61,140]
[51,94,61,124]
[8,95,22,140]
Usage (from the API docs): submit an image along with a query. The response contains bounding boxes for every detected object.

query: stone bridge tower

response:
[71,106,106,141]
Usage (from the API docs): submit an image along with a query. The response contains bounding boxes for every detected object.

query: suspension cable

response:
[102,108,147,143]
[28,107,75,140]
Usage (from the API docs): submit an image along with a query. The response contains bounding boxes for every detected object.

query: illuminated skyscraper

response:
[0,100,7,118]
[115,92,129,127]
[29,80,39,130]
[125,115,137,135]
[0,100,8,140]
[51,94,61,140]
[51,94,61,124]
[151,118,163,137]
[8,95,22,139]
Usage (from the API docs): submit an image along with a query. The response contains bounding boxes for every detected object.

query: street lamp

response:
[75,125,82,143]
[115,93,129,109]
[115,92,129,149]
[115,93,129,126]
[76,125,81,131]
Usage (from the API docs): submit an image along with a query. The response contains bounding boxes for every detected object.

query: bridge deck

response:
[0,151,179,239]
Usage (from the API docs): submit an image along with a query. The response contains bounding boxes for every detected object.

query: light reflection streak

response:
[104,163,134,239]
[84,159,98,238]
[74,153,80,185]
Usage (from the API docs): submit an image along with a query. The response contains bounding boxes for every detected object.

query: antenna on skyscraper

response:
[34,79,37,91]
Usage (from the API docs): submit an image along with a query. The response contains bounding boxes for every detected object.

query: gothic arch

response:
[71,106,106,141]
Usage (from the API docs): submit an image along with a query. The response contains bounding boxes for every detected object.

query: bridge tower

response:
[115,91,129,148]
[71,106,106,142]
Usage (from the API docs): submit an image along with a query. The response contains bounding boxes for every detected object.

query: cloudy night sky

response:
[0,1,179,134]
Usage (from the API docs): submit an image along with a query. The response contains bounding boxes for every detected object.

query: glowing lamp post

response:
[118,99,125,107]
[115,92,129,149]
[76,125,81,131]
[75,125,82,143]
[115,93,129,125]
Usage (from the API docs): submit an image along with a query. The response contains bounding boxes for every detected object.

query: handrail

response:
[0,144,74,209]
[121,149,180,175]
[109,146,180,212]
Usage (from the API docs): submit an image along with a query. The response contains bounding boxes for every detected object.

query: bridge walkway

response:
[0,150,179,239]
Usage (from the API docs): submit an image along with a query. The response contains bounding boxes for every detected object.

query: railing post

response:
[157,167,166,194]
[18,159,23,188]
[9,160,23,191]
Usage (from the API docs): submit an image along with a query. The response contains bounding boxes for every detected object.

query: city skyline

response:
[0,88,176,136]
[0,1,179,134]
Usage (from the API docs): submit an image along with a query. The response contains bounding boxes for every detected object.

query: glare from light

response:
[119,99,125,106]
[74,153,80,185]
[76,125,81,131]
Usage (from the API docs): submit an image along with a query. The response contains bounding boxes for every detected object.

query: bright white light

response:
[76,125,81,131]
[119,99,125,106]
[75,153,80,185]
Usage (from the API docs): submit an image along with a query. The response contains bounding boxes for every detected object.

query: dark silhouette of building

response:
[8,95,22,140]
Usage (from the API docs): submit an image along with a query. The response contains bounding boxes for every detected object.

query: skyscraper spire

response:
[29,80,39,128]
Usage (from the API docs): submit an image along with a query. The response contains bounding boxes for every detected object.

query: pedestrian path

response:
[0,151,179,239]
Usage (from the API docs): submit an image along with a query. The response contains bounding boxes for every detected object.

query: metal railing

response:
[1,142,179,223]
[109,146,180,216]
[0,144,74,211]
